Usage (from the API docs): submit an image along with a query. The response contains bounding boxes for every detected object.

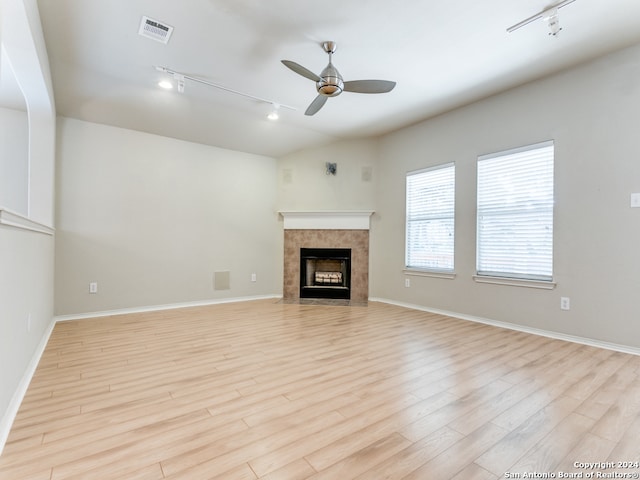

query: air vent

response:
[138,16,173,44]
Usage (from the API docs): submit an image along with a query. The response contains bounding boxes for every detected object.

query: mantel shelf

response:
[278,211,374,230]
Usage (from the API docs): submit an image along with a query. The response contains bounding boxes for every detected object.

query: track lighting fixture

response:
[545,9,562,37]
[154,66,295,117]
[507,0,576,37]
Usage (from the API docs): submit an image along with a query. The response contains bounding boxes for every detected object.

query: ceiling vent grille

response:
[138,16,173,44]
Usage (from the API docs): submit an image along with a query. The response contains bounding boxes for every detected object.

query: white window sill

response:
[0,208,54,235]
[404,269,456,280]
[472,275,556,290]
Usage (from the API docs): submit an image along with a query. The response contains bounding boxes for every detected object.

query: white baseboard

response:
[369,297,640,357]
[54,294,282,322]
[0,317,57,457]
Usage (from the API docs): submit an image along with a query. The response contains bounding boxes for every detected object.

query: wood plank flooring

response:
[1,299,639,479]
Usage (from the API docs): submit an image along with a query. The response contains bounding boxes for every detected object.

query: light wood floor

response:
[1,300,639,480]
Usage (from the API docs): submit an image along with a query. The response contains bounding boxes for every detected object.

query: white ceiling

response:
[26,0,640,157]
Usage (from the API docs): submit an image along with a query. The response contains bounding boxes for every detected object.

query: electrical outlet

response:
[251,273,257,282]
[405,278,410,288]
[89,282,98,294]
[631,193,640,208]
[560,296,570,311]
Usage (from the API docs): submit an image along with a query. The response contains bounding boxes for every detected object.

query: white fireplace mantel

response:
[279,211,374,230]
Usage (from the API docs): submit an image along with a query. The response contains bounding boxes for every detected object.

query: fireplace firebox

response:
[300,248,351,299]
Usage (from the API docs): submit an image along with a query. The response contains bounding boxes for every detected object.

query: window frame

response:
[405,162,456,274]
[475,140,555,285]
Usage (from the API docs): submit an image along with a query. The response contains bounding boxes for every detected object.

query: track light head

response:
[544,9,562,37]
[173,73,185,93]
[267,103,280,121]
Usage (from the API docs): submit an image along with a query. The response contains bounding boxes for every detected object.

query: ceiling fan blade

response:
[305,95,328,116]
[281,60,321,82]
[343,79,396,94]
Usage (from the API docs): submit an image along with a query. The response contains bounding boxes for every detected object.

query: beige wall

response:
[277,138,378,211]
[55,118,282,315]
[0,228,54,423]
[371,42,640,348]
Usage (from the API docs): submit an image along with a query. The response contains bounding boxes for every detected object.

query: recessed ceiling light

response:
[158,80,173,90]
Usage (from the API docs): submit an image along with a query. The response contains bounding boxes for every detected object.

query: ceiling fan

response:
[281,41,396,116]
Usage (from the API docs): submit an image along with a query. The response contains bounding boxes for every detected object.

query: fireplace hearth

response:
[300,248,351,299]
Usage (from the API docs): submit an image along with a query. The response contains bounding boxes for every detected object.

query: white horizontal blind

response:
[477,141,554,281]
[406,163,455,271]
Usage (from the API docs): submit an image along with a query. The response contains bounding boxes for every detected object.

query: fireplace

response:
[300,248,351,299]
[280,211,373,303]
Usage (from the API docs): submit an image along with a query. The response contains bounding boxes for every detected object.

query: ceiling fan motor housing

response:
[317,64,344,97]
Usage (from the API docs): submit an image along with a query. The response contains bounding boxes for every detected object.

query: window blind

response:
[406,163,455,271]
[476,141,554,281]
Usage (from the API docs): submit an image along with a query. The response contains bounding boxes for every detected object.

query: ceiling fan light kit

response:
[317,42,343,97]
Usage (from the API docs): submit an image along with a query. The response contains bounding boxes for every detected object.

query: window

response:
[476,141,554,282]
[406,163,455,271]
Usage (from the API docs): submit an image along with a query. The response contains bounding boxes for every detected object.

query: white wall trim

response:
[0,317,56,457]
[369,297,640,357]
[0,208,55,235]
[472,274,556,290]
[54,294,282,322]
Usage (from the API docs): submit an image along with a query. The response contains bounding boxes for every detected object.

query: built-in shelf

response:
[279,211,374,230]
[0,208,54,235]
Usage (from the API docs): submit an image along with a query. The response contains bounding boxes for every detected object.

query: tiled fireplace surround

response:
[281,212,372,302]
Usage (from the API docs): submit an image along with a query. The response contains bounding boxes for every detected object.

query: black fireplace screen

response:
[300,248,351,299]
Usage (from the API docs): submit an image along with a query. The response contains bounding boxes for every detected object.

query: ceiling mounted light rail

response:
[154,66,296,118]
[507,0,577,37]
